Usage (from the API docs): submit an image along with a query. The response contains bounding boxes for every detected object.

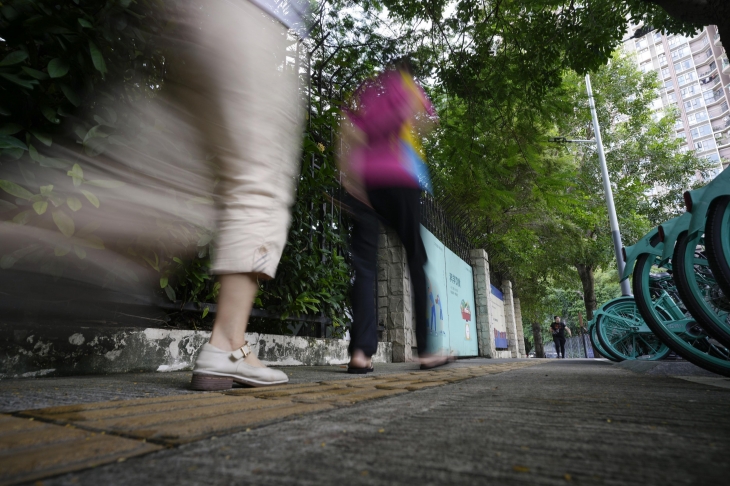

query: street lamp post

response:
[548,74,632,297]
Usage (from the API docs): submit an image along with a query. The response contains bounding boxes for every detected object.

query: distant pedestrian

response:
[551,316,572,359]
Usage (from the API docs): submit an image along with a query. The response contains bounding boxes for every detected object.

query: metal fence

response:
[543,333,598,358]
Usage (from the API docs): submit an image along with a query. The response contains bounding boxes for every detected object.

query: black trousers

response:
[554,336,566,358]
[349,187,428,357]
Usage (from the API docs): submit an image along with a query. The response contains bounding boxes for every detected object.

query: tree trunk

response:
[575,263,597,321]
[531,319,545,358]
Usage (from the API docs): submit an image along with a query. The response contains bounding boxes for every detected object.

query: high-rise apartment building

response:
[623,24,730,175]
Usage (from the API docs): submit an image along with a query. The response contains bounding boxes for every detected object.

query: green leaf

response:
[78,18,93,28]
[67,163,84,187]
[67,197,82,212]
[0,199,17,213]
[0,73,35,89]
[54,246,71,256]
[29,130,52,147]
[32,200,48,215]
[173,257,183,264]
[28,144,45,163]
[0,180,33,199]
[0,255,16,269]
[40,184,54,196]
[85,180,125,188]
[12,210,33,225]
[160,277,168,288]
[47,58,70,78]
[60,84,81,107]
[202,306,210,319]
[164,285,176,302]
[89,41,107,74]
[2,148,23,159]
[0,51,28,66]
[41,105,60,124]
[21,66,49,80]
[80,189,99,208]
[51,209,75,237]
[0,135,27,150]
[75,235,104,249]
[0,124,23,135]
[73,245,87,259]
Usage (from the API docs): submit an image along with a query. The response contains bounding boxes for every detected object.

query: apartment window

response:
[668,35,684,46]
[691,124,712,138]
[635,39,648,50]
[665,79,674,90]
[705,153,721,165]
[667,91,677,102]
[703,88,723,103]
[684,97,704,111]
[678,72,696,86]
[675,119,685,130]
[677,131,686,141]
[661,67,670,78]
[721,102,729,113]
[654,32,663,43]
[671,47,688,59]
[658,54,667,65]
[703,48,712,60]
[640,61,653,73]
[681,84,700,98]
[687,111,708,124]
[674,59,693,72]
[695,139,716,151]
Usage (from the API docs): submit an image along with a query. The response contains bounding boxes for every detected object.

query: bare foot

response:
[349,349,372,369]
[418,353,455,369]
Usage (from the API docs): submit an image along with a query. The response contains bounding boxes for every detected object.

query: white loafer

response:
[191,342,289,390]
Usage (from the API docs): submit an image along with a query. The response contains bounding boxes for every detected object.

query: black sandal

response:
[347,359,374,374]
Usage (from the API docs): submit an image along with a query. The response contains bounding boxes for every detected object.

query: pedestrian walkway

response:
[2,359,729,485]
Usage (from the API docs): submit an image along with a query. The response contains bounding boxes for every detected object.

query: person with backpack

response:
[339,59,450,372]
[550,315,572,359]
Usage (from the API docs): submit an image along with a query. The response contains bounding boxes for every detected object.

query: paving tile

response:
[404,381,450,391]
[136,401,335,444]
[327,388,409,405]
[22,394,246,423]
[0,415,160,486]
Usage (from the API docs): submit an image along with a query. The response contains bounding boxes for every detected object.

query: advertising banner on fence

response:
[421,226,478,357]
[444,247,478,357]
[421,227,449,354]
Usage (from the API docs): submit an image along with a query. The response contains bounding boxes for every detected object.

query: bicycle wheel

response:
[673,230,730,347]
[595,297,670,361]
[705,196,730,301]
[589,321,620,362]
[634,250,730,376]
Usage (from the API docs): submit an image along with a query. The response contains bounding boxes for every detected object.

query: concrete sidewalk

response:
[2,359,730,485]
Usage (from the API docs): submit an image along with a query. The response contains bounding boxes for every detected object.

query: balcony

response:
[693,48,714,67]
[715,32,722,46]
[708,102,729,120]
[697,61,717,78]
[690,33,709,53]
[723,57,730,74]
[711,118,730,132]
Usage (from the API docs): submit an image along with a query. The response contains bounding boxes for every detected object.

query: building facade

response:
[623,24,730,174]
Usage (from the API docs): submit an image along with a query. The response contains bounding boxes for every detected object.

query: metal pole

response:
[585,74,632,296]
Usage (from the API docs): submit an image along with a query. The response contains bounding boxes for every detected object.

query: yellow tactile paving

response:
[0,415,161,486]
[2,361,539,485]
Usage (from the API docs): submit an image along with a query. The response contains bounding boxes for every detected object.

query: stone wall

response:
[377,226,414,362]
[0,323,392,378]
[502,280,522,358]
[470,249,495,358]
[514,298,527,356]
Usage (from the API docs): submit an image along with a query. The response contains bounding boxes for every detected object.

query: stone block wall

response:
[470,249,495,358]
[377,226,414,362]
[514,298,527,356]
[502,280,521,358]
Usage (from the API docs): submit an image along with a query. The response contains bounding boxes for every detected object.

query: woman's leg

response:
[348,197,381,368]
[368,187,430,359]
